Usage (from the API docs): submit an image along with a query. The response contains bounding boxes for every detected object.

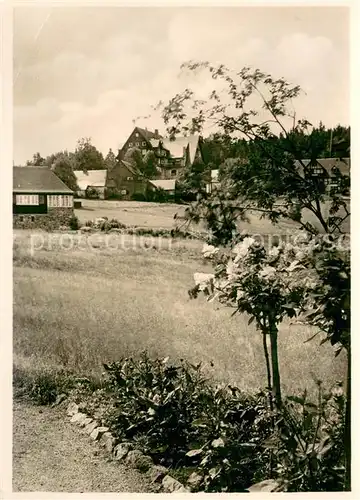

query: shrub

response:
[131,192,147,202]
[101,353,272,491]
[267,381,346,492]
[69,215,80,230]
[86,186,100,199]
[13,364,76,405]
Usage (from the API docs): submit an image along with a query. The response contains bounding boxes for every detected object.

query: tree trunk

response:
[269,321,282,409]
[262,330,273,413]
[344,344,351,490]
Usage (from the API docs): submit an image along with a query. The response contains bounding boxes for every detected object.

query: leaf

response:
[186,448,203,457]
[191,418,208,428]
[287,395,305,405]
[212,437,225,448]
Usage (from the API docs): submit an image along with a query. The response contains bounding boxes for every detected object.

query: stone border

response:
[66,402,191,493]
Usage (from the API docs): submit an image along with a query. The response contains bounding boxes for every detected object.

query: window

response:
[161,158,167,165]
[129,142,133,147]
[16,194,39,205]
[126,176,133,181]
[135,133,139,137]
[121,189,128,195]
[48,195,73,208]
[171,169,177,177]
[39,195,45,204]
[142,141,146,146]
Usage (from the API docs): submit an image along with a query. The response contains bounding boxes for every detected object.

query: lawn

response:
[13,230,346,397]
[74,199,350,235]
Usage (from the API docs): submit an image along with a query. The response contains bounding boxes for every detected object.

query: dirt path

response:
[13,399,157,492]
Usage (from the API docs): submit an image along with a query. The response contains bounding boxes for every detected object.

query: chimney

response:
[155,129,159,139]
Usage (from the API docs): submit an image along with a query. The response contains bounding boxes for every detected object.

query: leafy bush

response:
[266,382,346,492]
[85,186,100,199]
[101,353,272,491]
[69,215,80,230]
[131,192,147,202]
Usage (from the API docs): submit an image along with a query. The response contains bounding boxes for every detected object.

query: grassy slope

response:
[13,231,346,396]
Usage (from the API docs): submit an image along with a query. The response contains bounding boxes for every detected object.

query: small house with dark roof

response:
[106,159,154,200]
[13,166,74,230]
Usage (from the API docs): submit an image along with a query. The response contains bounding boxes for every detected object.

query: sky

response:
[13,6,350,165]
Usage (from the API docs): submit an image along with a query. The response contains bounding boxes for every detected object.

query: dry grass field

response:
[13,229,346,397]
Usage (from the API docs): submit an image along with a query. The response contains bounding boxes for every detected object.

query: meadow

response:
[13,226,346,397]
[74,198,350,234]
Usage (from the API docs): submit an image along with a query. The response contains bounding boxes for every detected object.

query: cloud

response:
[13,7,349,164]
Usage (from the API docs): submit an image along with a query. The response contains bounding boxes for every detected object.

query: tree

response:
[51,154,78,192]
[160,61,350,489]
[124,147,159,179]
[105,148,117,172]
[26,152,46,166]
[177,155,210,200]
[74,137,105,172]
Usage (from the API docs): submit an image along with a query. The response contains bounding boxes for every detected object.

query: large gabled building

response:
[118,126,204,180]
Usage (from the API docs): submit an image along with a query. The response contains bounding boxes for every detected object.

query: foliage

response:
[267,382,346,491]
[85,186,100,199]
[102,353,272,491]
[26,152,46,166]
[160,63,350,237]
[51,153,79,191]
[74,137,106,172]
[124,147,159,179]
[13,364,75,405]
[69,215,80,231]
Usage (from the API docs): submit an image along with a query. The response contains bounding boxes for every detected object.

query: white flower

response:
[193,272,215,290]
[236,289,246,300]
[226,260,236,277]
[202,243,219,258]
[259,265,276,279]
[232,237,255,262]
[269,246,280,259]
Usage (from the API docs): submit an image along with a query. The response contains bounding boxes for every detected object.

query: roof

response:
[295,158,350,176]
[150,179,176,191]
[73,169,107,190]
[13,166,73,193]
[161,135,200,163]
[120,160,144,178]
[135,127,162,141]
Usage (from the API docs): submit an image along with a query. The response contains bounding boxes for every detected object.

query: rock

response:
[187,471,203,489]
[149,465,168,484]
[125,450,153,472]
[67,402,79,416]
[90,426,109,441]
[247,479,281,492]
[162,475,188,493]
[113,442,131,461]
[70,412,88,425]
[100,432,116,452]
[84,420,99,435]
[79,417,93,428]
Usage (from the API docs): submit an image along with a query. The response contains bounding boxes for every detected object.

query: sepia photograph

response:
[12,4,350,494]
